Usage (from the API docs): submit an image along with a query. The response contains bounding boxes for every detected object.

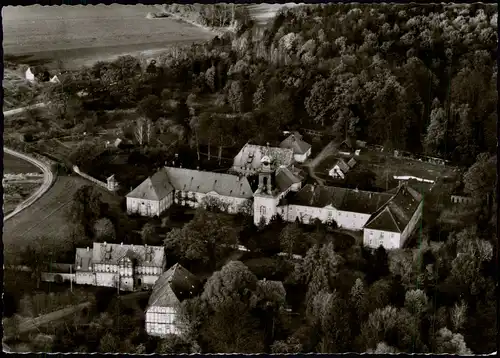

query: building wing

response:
[92,243,165,267]
[232,144,294,172]
[280,133,311,155]
[126,170,173,201]
[164,167,253,198]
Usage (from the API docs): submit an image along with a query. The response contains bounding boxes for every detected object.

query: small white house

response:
[145,263,201,337]
[280,132,312,163]
[25,67,36,82]
[328,159,350,179]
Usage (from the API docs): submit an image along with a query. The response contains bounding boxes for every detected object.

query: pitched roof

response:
[363,206,401,232]
[280,133,311,155]
[335,159,350,173]
[126,170,174,200]
[289,184,393,214]
[232,144,294,173]
[338,139,354,151]
[364,184,423,232]
[347,158,357,168]
[91,242,165,267]
[147,263,201,309]
[275,167,302,192]
[75,248,93,272]
[164,167,253,199]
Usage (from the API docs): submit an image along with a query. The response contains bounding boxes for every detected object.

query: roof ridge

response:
[386,206,403,232]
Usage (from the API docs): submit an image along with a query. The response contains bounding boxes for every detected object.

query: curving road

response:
[3,147,54,222]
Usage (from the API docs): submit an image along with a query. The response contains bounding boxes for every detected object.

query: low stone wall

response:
[72,165,110,191]
[41,272,76,283]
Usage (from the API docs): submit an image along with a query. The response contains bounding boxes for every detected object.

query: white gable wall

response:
[145,306,181,337]
[293,148,311,163]
[329,166,345,179]
[126,193,174,217]
[363,229,401,249]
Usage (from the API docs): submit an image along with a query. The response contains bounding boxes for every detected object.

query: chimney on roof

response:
[197,166,200,170]
[121,242,123,246]
[86,247,89,252]
[104,241,107,245]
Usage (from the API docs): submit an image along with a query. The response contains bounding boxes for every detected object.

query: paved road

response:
[3,148,54,222]
[3,102,46,117]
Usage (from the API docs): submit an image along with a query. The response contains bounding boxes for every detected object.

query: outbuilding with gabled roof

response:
[145,263,202,337]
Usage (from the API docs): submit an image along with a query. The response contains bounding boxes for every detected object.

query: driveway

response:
[3,148,55,222]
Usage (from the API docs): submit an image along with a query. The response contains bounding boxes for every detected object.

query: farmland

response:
[3,175,123,262]
[2,4,214,70]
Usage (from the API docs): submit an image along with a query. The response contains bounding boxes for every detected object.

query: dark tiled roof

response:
[232,144,294,172]
[289,184,392,214]
[364,184,423,232]
[75,248,93,271]
[280,134,311,155]
[164,167,253,199]
[126,170,174,200]
[91,242,165,267]
[347,158,357,168]
[275,167,301,192]
[336,159,350,173]
[363,206,401,232]
[147,263,201,309]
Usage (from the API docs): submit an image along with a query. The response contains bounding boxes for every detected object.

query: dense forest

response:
[6,3,497,354]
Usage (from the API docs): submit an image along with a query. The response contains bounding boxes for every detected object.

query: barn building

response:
[145,263,201,337]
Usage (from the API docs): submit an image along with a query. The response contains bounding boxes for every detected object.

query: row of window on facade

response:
[91,264,162,275]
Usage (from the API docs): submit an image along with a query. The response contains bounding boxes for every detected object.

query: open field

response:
[3,4,214,70]
[3,175,123,258]
[4,152,41,174]
[247,3,303,25]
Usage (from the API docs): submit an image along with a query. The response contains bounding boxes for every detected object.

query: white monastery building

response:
[145,263,201,337]
[126,139,424,251]
[74,242,166,291]
[279,132,312,163]
[126,167,253,217]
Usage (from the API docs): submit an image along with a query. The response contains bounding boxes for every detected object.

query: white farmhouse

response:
[280,132,312,163]
[74,242,166,291]
[25,67,36,82]
[145,263,201,337]
[328,158,351,179]
[126,167,254,217]
[232,143,294,176]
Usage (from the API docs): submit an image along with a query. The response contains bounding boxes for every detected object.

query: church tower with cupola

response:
[253,153,280,226]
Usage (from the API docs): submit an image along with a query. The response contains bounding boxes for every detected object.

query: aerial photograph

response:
[2,2,497,354]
